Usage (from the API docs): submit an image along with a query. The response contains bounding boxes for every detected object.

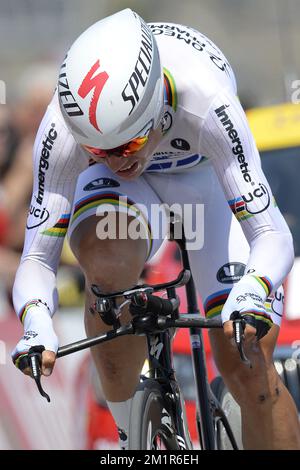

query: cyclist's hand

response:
[224,316,257,343]
[12,312,58,377]
[221,276,273,343]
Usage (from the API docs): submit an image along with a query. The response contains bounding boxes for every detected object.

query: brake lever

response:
[233,318,252,369]
[28,346,51,403]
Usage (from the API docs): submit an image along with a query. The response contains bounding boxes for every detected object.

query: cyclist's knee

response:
[85,238,146,290]
[70,216,148,290]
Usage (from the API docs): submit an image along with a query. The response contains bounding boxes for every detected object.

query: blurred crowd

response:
[0,62,84,317]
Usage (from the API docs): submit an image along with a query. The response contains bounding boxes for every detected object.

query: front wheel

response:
[211,376,243,450]
[128,379,186,450]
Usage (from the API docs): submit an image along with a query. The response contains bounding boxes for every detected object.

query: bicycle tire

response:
[211,376,243,450]
[128,379,186,450]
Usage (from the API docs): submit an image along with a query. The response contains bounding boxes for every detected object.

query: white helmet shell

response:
[58,9,164,149]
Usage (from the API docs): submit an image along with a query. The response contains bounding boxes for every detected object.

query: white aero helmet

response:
[58,8,164,149]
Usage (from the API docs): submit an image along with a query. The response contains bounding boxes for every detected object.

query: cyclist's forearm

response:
[13,259,58,322]
[11,258,59,370]
[245,230,294,292]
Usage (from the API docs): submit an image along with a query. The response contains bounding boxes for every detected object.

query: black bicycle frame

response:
[174,231,216,450]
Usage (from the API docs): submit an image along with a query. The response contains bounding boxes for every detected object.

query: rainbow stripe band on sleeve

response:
[204,289,231,318]
[18,299,46,324]
[13,351,29,369]
[242,310,273,328]
[228,197,254,222]
[251,276,273,296]
[42,213,70,237]
[264,297,272,314]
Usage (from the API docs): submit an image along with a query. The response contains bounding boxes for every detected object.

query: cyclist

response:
[12,9,300,449]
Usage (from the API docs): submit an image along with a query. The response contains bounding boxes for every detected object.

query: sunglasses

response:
[82,135,149,159]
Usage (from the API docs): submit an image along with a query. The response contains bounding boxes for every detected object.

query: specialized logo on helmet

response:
[122,20,153,115]
[59,58,84,118]
[78,60,109,132]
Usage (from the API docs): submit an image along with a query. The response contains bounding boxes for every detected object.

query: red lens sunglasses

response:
[82,135,149,158]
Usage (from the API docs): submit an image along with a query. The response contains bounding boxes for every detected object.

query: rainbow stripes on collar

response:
[42,214,70,237]
[163,68,177,111]
[18,299,48,324]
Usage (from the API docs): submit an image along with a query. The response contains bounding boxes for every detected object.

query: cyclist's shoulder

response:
[150,22,237,117]
[149,21,235,79]
[149,21,221,51]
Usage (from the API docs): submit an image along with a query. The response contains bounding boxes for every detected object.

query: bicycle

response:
[26,219,249,450]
